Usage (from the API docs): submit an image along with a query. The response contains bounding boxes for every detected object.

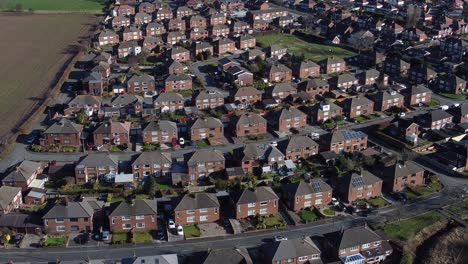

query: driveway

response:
[19,234,41,249]
[67,233,98,248]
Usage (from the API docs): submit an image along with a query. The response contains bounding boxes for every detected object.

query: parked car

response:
[310,132,320,140]
[179,137,185,146]
[274,235,287,242]
[439,105,449,110]
[101,231,110,241]
[398,112,406,117]
[331,198,339,206]
[177,225,184,236]
[269,141,278,147]
[168,219,176,229]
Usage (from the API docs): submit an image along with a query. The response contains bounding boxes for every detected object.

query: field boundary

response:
[0,9,102,14]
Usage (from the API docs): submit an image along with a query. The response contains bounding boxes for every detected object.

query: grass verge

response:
[183,225,201,238]
[382,211,445,242]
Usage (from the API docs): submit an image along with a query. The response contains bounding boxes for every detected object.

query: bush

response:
[300,208,320,223]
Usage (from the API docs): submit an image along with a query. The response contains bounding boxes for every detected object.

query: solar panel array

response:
[346,254,365,263]
[311,181,322,193]
[342,130,364,140]
[351,176,365,188]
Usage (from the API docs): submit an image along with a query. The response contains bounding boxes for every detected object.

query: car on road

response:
[179,137,185,146]
[168,219,176,229]
[177,225,184,236]
[274,235,287,242]
[439,105,449,110]
[398,112,406,117]
[331,198,339,206]
[101,231,110,241]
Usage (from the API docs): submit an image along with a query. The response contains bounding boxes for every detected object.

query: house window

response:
[260,208,268,215]
[199,208,208,213]
[350,246,359,251]
[136,215,145,220]
[248,203,256,208]
[122,216,131,221]
[70,218,78,222]
[200,215,208,222]
[136,223,145,228]
[260,201,268,206]
[55,218,64,223]
[362,243,370,249]
[311,254,319,259]
[298,256,308,261]
[340,249,346,255]
[187,216,195,223]
[186,209,195,214]
[71,226,79,232]
[287,259,293,263]
[122,224,132,229]
[44,220,48,226]
[56,226,66,232]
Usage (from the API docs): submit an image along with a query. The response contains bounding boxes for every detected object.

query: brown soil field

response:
[0,12,98,145]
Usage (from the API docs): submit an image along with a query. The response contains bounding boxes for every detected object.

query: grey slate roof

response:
[154,92,184,103]
[128,73,155,83]
[284,179,332,197]
[133,151,172,166]
[94,121,131,135]
[143,120,177,133]
[122,254,178,264]
[269,63,291,74]
[233,87,261,98]
[187,149,225,166]
[407,85,431,95]
[233,186,279,205]
[3,160,42,183]
[175,193,219,211]
[166,72,191,82]
[284,135,318,152]
[236,113,266,127]
[262,237,321,262]
[98,30,117,38]
[342,171,382,192]
[43,201,95,219]
[278,108,306,120]
[329,129,367,143]
[270,83,296,95]
[382,161,424,180]
[111,94,142,106]
[299,78,329,90]
[195,90,224,101]
[342,96,373,108]
[68,95,101,107]
[78,153,118,168]
[377,90,404,101]
[191,117,223,129]
[0,186,21,210]
[421,110,453,122]
[339,226,384,250]
[108,200,158,217]
[203,248,252,264]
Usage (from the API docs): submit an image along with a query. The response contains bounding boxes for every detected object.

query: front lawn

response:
[112,232,130,244]
[437,92,466,100]
[300,209,320,223]
[255,32,356,62]
[426,99,440,107]
[382,211,445,242]
[196,140,209,147]
[322,208,336,216]
[133,232,153,243]
[44,236,66,247]
[367,197,388,208]
[183,225,201,238]
[110,145,124,152]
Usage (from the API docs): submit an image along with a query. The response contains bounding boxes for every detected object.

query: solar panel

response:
[312,181,322,192]
[351,176,365,188]
[342,130,364,141]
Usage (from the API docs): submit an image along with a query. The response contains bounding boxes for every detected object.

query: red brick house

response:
[338,96,374,119]
[117,40,141,58]
[41,118,83,146]
[298,78,330,98]
[190,117,224,141]
[113,5,135,16]
[233,113,267,137]
[91,61,111,79]
[320,129,368,154]
[338,171,383,203]
[378,161,425,192]
[371,90,404,112]
[64,95,101,116]
[319,57,346,74]
[232,87,262,109]
[134,12,152,25]
[0,186,22,214]
[142,120,178,145]
[193,41,213,56]
[209,13,226,26]
[137,2,156,13]
[93,121,131,146]
[435,74,467,94]
[132,151,172,181]
[156,8,173,20]
[170,46,190,61]
[215,0,244,11]
[416,110,453,130]
[232,21,251,34]
[280,135,318,161]
[408,65,437,84]
[188,15,207,29]
[168,60,186,74]
[164,73,192,91]
[268,64,292,82]
[42,200,100,234]
[108,200,158,232]
[235,35,256,49]
[293,61,320,79]
[146,22,166,36]
[127,73,155,93]
[283,179,332,212]
[2,160,44,190]
[194,90,224,110]
[166,31,187,45]
[267,45,287,59]
[225,66,254,86]
[232,186,279,219]
[262,237,322,264]
[267,83,297,102]
[142,36,162,51]
[310,102,343,124]
[111,16,131,28]
[252,19,269,30]
[187,149,225,181]
[24,188,47,205]
[273,108,307,133]
[189,28,209,40]
[214,38,236,55]
[403,85,432,106]
[153,92,185,112]
[84,72,104,96]
[122,26,142,41]
[211,24,230,37]
[176,6,193,18]
[174,193,220,225]
[75,153,118,184]
[98,30,119,46]
[167,18,186,32]
[383,57,410,77]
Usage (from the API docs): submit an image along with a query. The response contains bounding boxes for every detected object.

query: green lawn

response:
[110,196,125,203]
[322,208,336,216]
[196,140,209,147]
[45,236,66,247]
[403,188,419,200]
[156,183,171,190]
[255,33,356,62]
[133,232,153,243]
[0,0,106,11]
[183,225,201,238]
[263,215,284,228]
[368,197,388,208]
[382,211,444,242]
[300,209,320,222]
[426,99,440,107]
[437,92,466,100]
[355,116,367,123]
[112,232,129,244]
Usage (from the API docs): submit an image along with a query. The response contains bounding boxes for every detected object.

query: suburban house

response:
[111,16,130,28]
[371,90,404,112]
[324,226,393,264]
[42,199,101,234]
[232,186,279,219]
[408,65,437,84]
[214,38,236,55]
[187,149,225,181]
[2,160,44,190]
[225,65,254,86]
[194,90,225,110]
[388,118,421,144]
[146,21,166,36]
[75,154,118,185]
[0,186,22,215]
[155,7,173,20]
[117,41,141,58]
[240,143,286,174]
[122,26,143,41]
[174,193,220,225]
[272,108,308,132]
[93,121,131,146]
[142,120,178,145]
[203,248,253,264]
[132,151,172,181]
[153,92,185,112]
[190,117,224,141]
[292,60,320,79]
[233,113,267,137]
[320,130,368,154]
[383,57,410,77]
[330,73,359,91]
[319,57,346,74]
[41,118,83,146]
[449,103,468,124]
[24,188,47,205]
[298,79,330,98]
[170,47,190,61]
[268,64,292,82]
[378,161,425,192]
[164,73,192,92]
[267,83,297,102]
[416,110,453,130]
[235,35,256,49]
[267,45,287,59]
[64,95,101,116]
[232,87,262,109]
[435,74,467,94]
[357,69,385,86]
[280,135,319,161]
[338,96,374,119]
[403,85,432,106]
[283,179,332,212]
[127,74,155,93]
[108,200,158,232]
[97,30,119,46]
[310,103,343,124]
[337,171,383,203]
[262,237,322,264]
[209,13,227,26]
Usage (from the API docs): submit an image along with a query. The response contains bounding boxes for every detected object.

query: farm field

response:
[0,0,106,11]
[256,32,356,62]
[0,13,98,143]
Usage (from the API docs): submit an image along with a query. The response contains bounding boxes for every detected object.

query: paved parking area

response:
[19,234,41,249]
[166,228,184,242]
[198,222,228,237]
[67,233,99,248]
